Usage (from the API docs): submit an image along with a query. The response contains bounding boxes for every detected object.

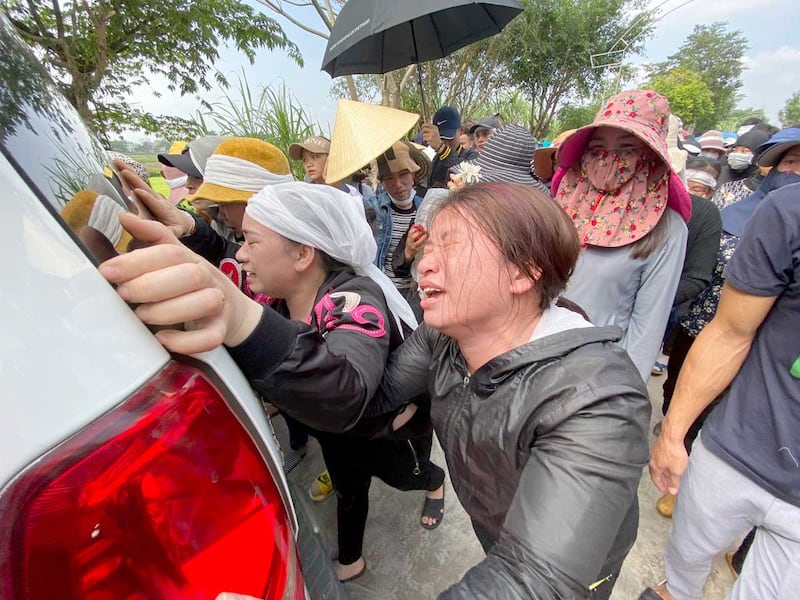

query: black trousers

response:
[316,431,445,565]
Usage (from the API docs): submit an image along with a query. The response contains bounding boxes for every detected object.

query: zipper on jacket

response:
[442,372,471,487]
[407,440,421,476]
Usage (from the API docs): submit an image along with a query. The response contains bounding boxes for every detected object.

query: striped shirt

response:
[383,204,415,289]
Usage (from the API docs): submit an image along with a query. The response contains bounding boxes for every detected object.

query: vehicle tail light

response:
[0,361,305,600]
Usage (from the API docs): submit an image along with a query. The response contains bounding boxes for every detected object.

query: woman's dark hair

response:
[283,239,351,274]
[430,182,580,310]
[319,250,351,274]
[686,155,721,178]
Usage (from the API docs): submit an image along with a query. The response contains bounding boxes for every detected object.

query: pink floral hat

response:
[552,90,693,247]
[557,90,672,170]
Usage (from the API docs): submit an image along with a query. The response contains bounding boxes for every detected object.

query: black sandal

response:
[420,493,445,530]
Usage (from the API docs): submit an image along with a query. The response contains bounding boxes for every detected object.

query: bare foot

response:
[335,556,366,582]
[422,485,444,527]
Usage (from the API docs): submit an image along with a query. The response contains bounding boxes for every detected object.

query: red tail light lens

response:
[0,362,305,600]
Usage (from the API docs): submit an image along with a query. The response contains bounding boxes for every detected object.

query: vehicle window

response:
[0,16,132,262]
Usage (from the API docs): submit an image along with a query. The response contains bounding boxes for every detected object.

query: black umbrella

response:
[322,0,523,120]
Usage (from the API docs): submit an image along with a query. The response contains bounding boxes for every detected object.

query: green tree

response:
[779,91,800,127]
[716,107,770,132]
[651,22,748,130]
[648,67,714,128]
[4,0,301,140]
[495,0,655,138]
[551,102,600,136]
[329,36,511,123]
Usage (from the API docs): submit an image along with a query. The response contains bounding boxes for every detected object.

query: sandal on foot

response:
[421,494,445,530]
[337,559,367,583]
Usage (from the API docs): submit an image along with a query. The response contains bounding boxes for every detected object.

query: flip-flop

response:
[421,494,445,530]
[338,559,367,583]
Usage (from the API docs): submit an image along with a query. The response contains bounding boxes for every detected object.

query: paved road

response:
[280,373,737,599]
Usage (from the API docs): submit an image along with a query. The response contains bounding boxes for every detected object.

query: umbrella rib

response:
[484,5,502,33]
[428,13,446,58]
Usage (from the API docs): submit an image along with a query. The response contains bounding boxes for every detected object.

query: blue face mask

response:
[764,168,800,192]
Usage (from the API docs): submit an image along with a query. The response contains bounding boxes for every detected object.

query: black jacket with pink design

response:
[181,212,268,301]
[226,270,406,432]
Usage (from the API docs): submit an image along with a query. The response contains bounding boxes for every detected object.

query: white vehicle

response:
[0,16,342,600]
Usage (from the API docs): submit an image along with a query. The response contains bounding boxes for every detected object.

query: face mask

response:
[700,151,720,160]
[727,152,753,171]
[582,148,642,192]
[388,187,416,208]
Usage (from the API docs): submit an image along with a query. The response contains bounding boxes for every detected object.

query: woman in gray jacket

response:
[376,182,651,599]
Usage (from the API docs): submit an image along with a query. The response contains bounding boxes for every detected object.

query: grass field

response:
[126,153,170,197]
[149,176,169,197]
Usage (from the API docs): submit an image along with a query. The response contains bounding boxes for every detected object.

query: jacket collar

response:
[469,325,624,386]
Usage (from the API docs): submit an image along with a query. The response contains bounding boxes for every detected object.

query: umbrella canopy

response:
[324,100,420,184]
[322,0,523,77]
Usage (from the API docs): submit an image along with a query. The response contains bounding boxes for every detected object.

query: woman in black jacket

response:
[374,183,651,599]
[100,181,443,583]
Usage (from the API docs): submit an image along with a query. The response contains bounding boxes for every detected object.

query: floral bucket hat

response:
[557,90,672,171]
[553,90,692,247]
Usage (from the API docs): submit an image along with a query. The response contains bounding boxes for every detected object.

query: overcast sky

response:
[126,0,800,137]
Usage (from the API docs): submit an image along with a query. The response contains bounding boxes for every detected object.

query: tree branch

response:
[23,0,50,39]
[259,0,330,38]
[50,0,65,42]
[398,64,416,95]
[7,16,53,45]
[323,0,336,26]
[309,0,334,30]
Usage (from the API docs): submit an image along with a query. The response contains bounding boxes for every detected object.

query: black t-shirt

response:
[703,182,800,506]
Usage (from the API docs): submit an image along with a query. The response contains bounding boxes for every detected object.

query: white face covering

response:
[246,182,418,333]
[388,188,416,209]
[165,175,188,189]
[727,152,753,171]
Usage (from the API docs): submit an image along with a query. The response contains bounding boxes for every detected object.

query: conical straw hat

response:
[325,100,419,184]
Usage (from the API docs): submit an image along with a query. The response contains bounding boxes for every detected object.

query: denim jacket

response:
[362,191,424,268]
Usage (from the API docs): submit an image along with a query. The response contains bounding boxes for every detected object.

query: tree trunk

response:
[68,85,98,134]
[529,88,537,133]
[345,75,359,101]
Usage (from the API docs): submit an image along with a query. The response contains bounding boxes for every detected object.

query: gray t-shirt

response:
[703,182,800,507]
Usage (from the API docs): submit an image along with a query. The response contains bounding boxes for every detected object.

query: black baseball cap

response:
[158,135,226,178]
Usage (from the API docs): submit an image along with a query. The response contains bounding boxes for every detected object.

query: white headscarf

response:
[246,182,418,334]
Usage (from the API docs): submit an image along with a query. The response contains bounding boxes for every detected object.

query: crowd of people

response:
[62,89,799,600]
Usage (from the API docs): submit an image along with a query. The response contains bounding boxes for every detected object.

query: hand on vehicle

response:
[99,213,262,355]
[421,123,443,150]
[113,159,195,237]
[404,224,428,261]
[648,432,689,495]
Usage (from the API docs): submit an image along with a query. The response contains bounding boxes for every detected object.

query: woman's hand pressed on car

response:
[99,214,262,355]
[112,159,195,238]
